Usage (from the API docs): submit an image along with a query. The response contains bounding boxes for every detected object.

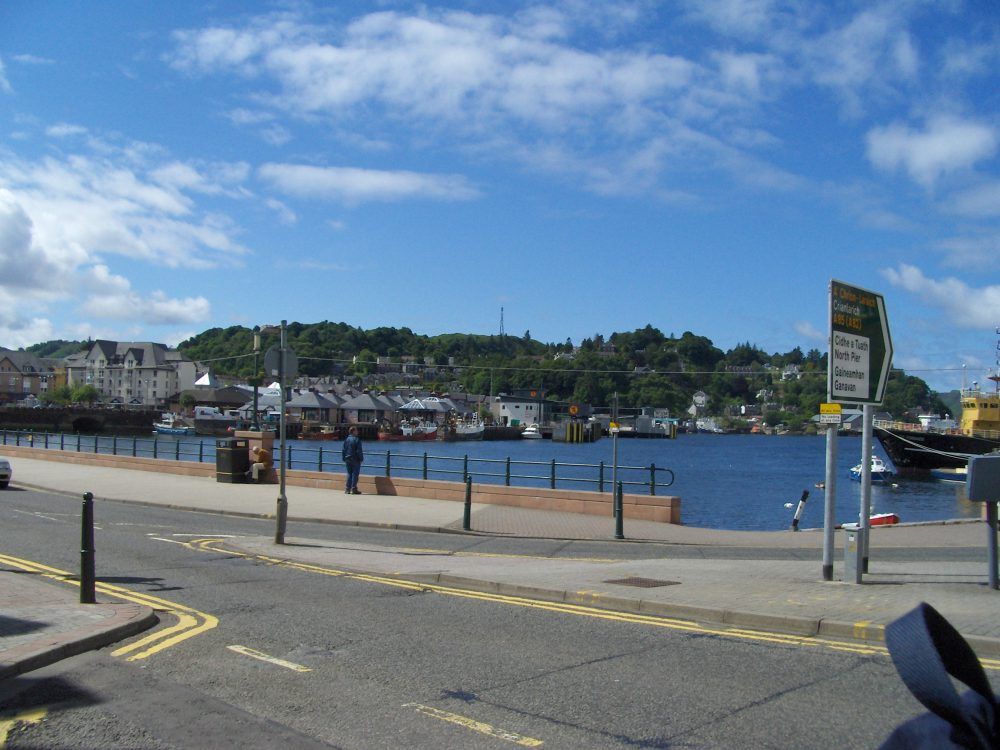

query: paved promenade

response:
[2,454,998,681]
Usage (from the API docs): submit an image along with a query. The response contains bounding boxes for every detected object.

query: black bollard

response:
[463,476,472,531]
[790,490,809,532]
[615,481,624,540]
[80,491,96,603]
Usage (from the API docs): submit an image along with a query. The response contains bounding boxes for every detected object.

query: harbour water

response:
[292,432,978,531]
[35,429,977,532]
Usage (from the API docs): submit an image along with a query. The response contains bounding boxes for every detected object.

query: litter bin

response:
[843,522,862,583]
[216,438,250,483]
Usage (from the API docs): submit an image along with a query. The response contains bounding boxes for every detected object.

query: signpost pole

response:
[275,320,288,545]
[860,403,873,573]
[822,421,837,581]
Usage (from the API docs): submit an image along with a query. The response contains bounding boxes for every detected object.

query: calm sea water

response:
[289,432,977,531]
[117,430,978,531]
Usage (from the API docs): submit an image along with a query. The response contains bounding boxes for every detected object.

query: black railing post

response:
[286,442,292,470]
[175,440,180,461]
[550,459,556,489]
[505,457,510,486]
[61,432,65,450]
[385,450,391,477]
[153,438,157,459]
[45,432,50,449]
[111,435,117,455]
[463,476,472,531]
[599,460,605,493]
[76,434,81,452]
[615,481,624,540]
[650,462,656,495]
[422,452,428,480]
[94,436,99,454]
[80,491,96,603]
[463,454,469,483]
[132,437,137,457]
[199,441,204,463]
[318,446,324,473]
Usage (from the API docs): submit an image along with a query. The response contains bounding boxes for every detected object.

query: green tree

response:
[71,384,101,406]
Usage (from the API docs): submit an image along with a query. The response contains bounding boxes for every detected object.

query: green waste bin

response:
[216,438,250,483]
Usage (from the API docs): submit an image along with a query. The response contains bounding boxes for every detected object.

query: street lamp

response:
[251,325,261,431]
[259,321,289,545]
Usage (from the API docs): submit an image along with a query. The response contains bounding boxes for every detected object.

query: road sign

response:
[828,279,893,405]
[819,414,842,424]
[820,403,842,414]
[264,346,298,380]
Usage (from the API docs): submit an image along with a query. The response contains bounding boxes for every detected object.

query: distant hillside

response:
[20,323,950,425]
[26,340,89,358]
[937,390,961,417]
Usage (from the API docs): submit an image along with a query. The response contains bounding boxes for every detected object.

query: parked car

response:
[0,457,11,488]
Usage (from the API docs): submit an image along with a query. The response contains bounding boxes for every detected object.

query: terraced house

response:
[64,341,197,407]
[0,349,59,404]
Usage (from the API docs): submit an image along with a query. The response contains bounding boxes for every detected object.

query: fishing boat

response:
[521,423,543,440]
[153,413,195,436]
[378,418,438,442]
[440,416,485,442]
[874,359,1000,474]
[849,456,895,483]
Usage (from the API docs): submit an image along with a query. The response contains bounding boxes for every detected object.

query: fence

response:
[0,429,675,495]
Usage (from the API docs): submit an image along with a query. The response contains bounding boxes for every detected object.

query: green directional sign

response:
[828,279,893,405]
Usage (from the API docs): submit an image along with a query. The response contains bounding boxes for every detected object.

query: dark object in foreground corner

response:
[879,602,999,749]
[80,491,95,604]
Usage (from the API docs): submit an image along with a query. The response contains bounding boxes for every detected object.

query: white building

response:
[65,340,197,406]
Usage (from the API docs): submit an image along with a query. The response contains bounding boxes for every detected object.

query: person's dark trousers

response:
[345,459,361,492]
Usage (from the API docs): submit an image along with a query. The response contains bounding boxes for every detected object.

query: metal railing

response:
[1,429,675,495]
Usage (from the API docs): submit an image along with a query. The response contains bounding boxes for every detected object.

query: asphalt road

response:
[1,489,926,749]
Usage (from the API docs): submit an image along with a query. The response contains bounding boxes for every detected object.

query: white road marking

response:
[227,645,312,672]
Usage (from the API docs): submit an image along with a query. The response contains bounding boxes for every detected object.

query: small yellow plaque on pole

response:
[820,403,842,414]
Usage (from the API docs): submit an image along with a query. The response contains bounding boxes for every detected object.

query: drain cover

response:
[603,577,680,588]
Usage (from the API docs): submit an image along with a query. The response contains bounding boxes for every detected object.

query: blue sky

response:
[0,1,997,392]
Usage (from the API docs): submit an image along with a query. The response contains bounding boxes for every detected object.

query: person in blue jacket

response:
[342,426,364,494]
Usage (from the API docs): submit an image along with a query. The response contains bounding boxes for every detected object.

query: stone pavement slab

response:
[0,570,156,680]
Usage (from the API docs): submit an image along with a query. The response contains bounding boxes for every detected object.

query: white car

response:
[0,457,11,488]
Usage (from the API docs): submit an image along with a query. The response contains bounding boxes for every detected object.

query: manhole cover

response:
[603,577,680,588]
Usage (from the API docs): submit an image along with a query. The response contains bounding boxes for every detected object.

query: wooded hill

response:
[25,322,947,428]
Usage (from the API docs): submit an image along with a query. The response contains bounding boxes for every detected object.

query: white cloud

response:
[946,181,1000,218]
[265,197,297,224]
[11,54,55,65]
[882,263,1000,328]
[794,320,825,342]
[258,163,480,203]
[936,235,1000,268]
[866,116,997,188]
[46,123,88,138]
[0,56,11,94]
[81,289,211,325]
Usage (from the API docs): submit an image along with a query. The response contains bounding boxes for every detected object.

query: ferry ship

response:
[874,374,1000,474]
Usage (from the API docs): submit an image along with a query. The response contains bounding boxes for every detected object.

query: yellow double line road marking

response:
[0,552,217,662]
[185,539,996,666]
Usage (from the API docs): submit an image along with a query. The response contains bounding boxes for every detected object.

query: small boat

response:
[929,466,967,483]
[521,423,543,440]
[849,456,895,483]
[869,512,901,526]
[153,413,195,436]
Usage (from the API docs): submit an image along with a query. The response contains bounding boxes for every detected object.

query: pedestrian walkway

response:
[2,454,998,683]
